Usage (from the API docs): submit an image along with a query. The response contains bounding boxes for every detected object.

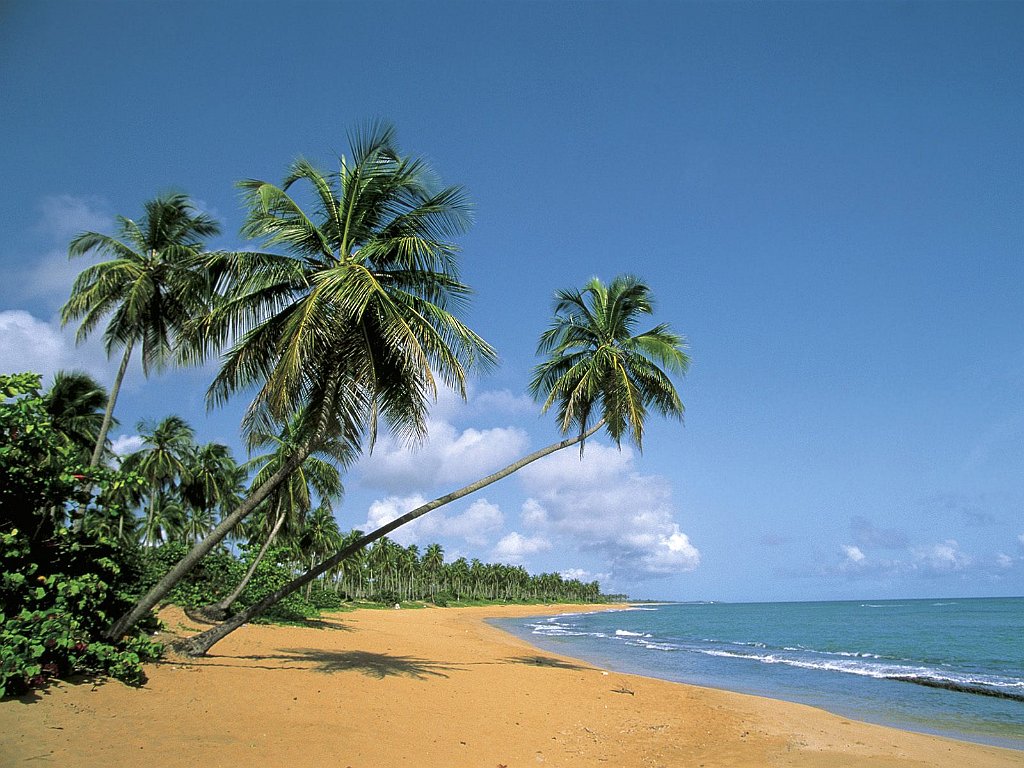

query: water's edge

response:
[489,603,1024,752]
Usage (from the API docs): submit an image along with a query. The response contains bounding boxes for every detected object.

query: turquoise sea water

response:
[492,597,1024,750]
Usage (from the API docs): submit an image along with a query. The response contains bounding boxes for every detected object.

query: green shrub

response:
[0,373,161,698]
[135,542,244,608]
[371,589,401,606]
[235,547,318,622]
[307,585,344,611]
[431,590,455,607]
[0,527,163,697]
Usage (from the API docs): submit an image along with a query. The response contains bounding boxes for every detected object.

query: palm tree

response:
[43,371,111,465]
[120,415,196,546]
[107,124,495,639]
[202,416,351,617]
[181,442,243,522]
[60,193,220,468]
[177,274,688,656]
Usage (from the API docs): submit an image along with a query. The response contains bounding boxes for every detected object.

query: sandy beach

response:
[1,604,1020,767]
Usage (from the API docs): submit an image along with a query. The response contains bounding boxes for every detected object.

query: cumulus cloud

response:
[492,532,552,564]
[910,539,972,574]
[518,442,700,579]
[360,495,505,548]
[357,417,529,494]
[841,545,866,564]
[558,567,608,583]
[21,196,112,308]
[0,310,110,381]
[111,434,145,457]
[996,553,1014,569]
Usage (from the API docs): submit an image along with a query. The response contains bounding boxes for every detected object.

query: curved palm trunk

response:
[208,510,287,617]
[176,421,605,656]
[90,345,132,468]
[105,448,309,639]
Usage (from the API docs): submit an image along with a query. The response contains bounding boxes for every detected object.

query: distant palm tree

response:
[109,124,494,639]
[184,443,243,513]
[121,415,196,546]
[43,370,111,465]
[61,193,220,467]
[180,442,242,544]
[177,275,689,655]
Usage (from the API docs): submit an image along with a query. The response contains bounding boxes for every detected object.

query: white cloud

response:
[357,416,529,493]
[521,498,548,527]
[842,545,866,564]
[21,196,112,309]
[518,441,700,579]
[36,194,110,241]
[1018,533,1024,548]
[111,434,145,456]
[471,389,536,417]
[492,532,552,564]
[910,539,972,574]
[558,567,609,584]
[360,495,505,548]
[0,310,110,382]
[996,553,1014,569]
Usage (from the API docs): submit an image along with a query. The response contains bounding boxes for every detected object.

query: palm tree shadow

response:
[504,655,591,671]
[273,648,460,679]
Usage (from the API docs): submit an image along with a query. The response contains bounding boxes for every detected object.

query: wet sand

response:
[1,604,1021,767]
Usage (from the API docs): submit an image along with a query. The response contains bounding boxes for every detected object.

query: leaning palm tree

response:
[200,415,352,618]
[107,124,495,639]
[177,274,688,656]
[60,193,220,468]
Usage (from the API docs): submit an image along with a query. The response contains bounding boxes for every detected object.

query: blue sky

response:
[2,1,1022,602]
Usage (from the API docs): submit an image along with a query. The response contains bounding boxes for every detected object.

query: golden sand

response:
[1,604,1020,767]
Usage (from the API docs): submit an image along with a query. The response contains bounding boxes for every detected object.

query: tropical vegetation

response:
[2,121,691,687]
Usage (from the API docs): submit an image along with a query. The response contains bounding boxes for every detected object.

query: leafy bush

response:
[235,547,318,622]
[0,529,162,696]
[371,589,401,606]
[0,373,161,698]
[134,542,244,608]
[431,590,455,607]
[307,585,344,611]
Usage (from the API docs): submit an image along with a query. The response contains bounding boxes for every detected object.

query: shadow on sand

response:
[503,654,592,671]
[224,649,460,679]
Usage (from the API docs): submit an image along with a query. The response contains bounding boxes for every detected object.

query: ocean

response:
[491,597,1024,750]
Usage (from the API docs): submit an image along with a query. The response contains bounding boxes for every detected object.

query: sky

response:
[1,1,1022,602]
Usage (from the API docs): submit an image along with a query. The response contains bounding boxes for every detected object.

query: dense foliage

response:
[0,373,160,697]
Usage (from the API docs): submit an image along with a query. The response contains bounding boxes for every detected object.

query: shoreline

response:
[492,603,1024,752]
[2,603,1021,767]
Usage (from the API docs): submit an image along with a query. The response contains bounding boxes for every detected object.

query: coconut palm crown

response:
[61,192,221,465]
[529,274,690,451]
[195,122,496,447]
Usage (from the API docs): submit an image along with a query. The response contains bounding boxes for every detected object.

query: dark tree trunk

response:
[106,449,308,639]
[90,345,132,468]
[175,421,604,656]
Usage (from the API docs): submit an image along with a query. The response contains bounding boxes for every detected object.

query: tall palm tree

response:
[120,415,196,546]
[43,371,111,465]
[177,275,689,656]
[181,442,243,523]
[60,193,220,468]
[108,124,495,639]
